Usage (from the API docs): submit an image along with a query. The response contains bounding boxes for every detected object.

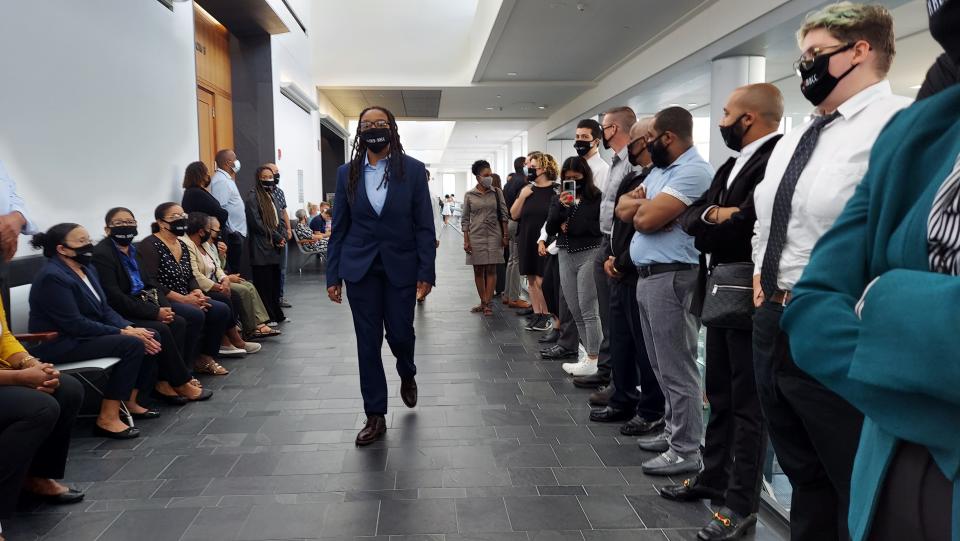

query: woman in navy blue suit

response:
[326,106,437,446]
[28,224,161,439]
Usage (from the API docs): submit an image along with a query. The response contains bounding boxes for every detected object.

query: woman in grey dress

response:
[462,160,509,316]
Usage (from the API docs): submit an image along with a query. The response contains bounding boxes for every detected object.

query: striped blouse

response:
[928,152,960,276]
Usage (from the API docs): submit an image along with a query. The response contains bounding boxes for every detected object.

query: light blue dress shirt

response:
[629,146,713,266]
[364,154,389,216]
[209,168,248,237]
[0,159,38,235]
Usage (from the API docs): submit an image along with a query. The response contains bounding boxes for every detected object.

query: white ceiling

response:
[438,120,533,170]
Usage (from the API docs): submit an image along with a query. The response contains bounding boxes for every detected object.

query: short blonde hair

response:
[797,2,895,75]
[527,151,559,181]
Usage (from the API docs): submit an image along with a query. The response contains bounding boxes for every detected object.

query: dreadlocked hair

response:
[253,166,280,243]
[347,106,406,202]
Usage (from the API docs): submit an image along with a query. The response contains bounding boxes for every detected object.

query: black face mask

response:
[646,134,672,169]
[929,0,960,64]
[573,140,593,157]
[601,126,616,150]
[200,231,212,243]
[109,226,138,247]
[799,43,858,106]
[65,243,94,266]
[164,218,188,236]
[718,114,750,152]
[526,168,538,182]
[261,180,275,190]
[273,173,280,184]
[362,128,391,153]
[627,141,646,167]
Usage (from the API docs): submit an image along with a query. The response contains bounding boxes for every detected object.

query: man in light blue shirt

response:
[0,159,39,261]
[364,154,389,215]
[617,107,712,477]
[209,149,247,273]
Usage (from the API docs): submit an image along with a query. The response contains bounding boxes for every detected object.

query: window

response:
[442,173,456,197]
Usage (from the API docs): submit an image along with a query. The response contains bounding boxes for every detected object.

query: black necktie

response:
[759,112,841,296]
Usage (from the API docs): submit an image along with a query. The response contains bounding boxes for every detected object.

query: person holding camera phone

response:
[545,157,603,377]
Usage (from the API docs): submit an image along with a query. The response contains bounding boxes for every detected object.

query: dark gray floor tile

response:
[64,457,132,482]
[377,498,459,535]
[98,507,199,541]
[583,530,676,541]
[508,467,557,487]
[591,444,650,467]
[526,529,586,541]
[237,503,327,540]
[455,497,511,533]
[552,444,603,467]
[83,479,165,500]
[553,467,626,486]
[503,495,590,531]
[159,454,239,479]
[536,485,586,496]
[320,500,381,537]
[41,511,119,541]
[577,494,644,529]
[627,495,712,528]
[442,468,512,488]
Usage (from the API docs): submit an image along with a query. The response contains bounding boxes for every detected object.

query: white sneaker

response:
[561,360,582,374]
[242,342,262,354]
[266,321,279,328]
[219,345,246,357]
[569,360,598,377]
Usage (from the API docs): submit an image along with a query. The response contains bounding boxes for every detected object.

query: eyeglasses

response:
[601,124,617,133]
[794,42,853,72]
[210,229,221,234]
[164,213,187,220]
[109,220,138,227]
[359,120,390,131]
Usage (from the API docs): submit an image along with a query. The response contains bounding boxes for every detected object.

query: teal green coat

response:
[782,84,960,541]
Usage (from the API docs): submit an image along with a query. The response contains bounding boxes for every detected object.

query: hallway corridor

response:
[7,227,786,540]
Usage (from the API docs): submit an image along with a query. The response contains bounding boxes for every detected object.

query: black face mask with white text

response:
[362,128,391,153]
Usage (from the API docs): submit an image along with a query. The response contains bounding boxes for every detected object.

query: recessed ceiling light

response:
[496,95,502,99]
[687,103,699,107]
[507,72,518,77]
[485,107,495,110]
[537,105,546,110]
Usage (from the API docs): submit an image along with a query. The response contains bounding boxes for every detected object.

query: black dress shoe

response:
[697,508,756,540]
[588,384,614,407]
[356,415,386,446]
[25,488,85,506]
[131,409,161,420]
[152,391,189,406]
[400,377,418,408]
[589,405,634,423]
[540,345,576,360]
[620,415,665,436]
[94,425,140,440]
[537,328,560,343]
[191,388,215,402]
[572,373,609,389]
[658,476,724,503]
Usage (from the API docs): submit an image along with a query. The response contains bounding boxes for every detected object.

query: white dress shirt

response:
[0,159,38,234]
[586,151,610,194]
[209,168,248,237]
[752,80,912,290]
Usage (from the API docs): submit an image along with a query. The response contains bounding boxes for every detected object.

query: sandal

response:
[470,305,484,313]
[246,329,281,340]
[482,305,494,316]
[194,359,229,376]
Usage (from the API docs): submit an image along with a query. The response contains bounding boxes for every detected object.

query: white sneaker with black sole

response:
[568,360,597,377]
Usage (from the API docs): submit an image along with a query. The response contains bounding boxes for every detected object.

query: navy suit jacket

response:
[28,257,132,359]
[326,154,436,288]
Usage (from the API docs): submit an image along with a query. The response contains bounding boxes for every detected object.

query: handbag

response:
[138,288,161,307]
[701,262,755,329]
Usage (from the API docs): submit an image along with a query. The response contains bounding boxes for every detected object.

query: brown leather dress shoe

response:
[356,415,386,446]
[400,377,418,408]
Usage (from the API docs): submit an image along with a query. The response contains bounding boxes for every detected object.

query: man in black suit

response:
[661,83,784,541]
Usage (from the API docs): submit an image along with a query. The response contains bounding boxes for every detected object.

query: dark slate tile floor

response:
[6,227,789,540]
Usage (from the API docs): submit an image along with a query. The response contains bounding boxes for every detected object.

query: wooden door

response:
[197,87,216,173]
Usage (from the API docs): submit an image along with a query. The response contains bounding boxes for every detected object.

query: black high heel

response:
[93,424,140,439]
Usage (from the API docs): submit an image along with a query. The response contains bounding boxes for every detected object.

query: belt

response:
[769,289,792,306]
[636,263,696,279]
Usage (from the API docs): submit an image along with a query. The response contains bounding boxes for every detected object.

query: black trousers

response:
[36,335,148,401]
[753,301,863,541]
[700,325,766,516]
[251,264,284,323]
[608,277,664,421]
[496,243,508,295]
[542,254,560,316]
[130,316,192,387]
[868,442,951,541]
[592,242,612,377]
[226,232,245,276]
[345,257,417,415]
[0,374,83,517]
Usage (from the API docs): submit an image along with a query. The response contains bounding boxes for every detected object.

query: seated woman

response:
[92,207,212,404]
[0,298,85,521]
[28,224,160,439]
[183,212,275,342]
[137,203,232,376]
[293,208,327,253]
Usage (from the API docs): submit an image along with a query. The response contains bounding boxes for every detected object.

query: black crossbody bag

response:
[701,262,755,329]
